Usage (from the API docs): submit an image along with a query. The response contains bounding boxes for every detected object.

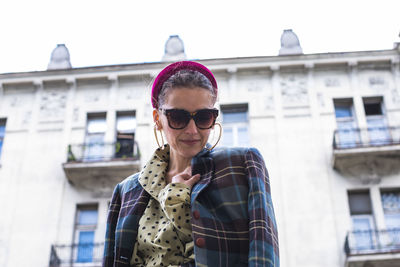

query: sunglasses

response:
[160,108,219,130]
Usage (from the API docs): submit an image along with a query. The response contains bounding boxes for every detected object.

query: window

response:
[363,97,390,145]
[381,190,400,229]
[348,190,375,251]
[84,113,107,161]
[333,99,360,148]
[221,104,249,147]
[0,119,6,161]
[74,205,98,263]
[115,111,136,158]
[381,189,400,249]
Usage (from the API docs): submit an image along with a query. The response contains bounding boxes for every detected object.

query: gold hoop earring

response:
[208,122,222,151]
[154,125,165,149]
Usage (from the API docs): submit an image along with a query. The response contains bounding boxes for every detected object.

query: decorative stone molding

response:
[324,78,340,87]
[280,74,308,106]
[39,88,68,121]
[73,107,80,122]
[369,76,385,86]
[391,87,400,104]
[317,92,326,107]
[334,153,400,184]
[246,81,262,93]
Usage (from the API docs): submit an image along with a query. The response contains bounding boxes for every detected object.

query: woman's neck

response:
[167,150,192,178]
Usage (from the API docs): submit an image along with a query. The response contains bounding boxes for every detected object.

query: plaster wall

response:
[0,51,399,267]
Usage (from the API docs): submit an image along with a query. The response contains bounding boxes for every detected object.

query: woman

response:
[103,61,279,267]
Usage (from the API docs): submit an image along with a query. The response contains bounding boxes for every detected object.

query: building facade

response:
[0,33,400,267]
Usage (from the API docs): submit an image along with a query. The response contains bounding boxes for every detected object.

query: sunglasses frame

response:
[160,108,219,130]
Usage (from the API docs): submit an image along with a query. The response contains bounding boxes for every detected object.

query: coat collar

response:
[190,145,214,202]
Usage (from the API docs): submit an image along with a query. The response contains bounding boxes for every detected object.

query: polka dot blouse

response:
[130,145,195,267]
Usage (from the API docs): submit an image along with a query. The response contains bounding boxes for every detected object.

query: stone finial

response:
[162,35,187,61]
[279,29,303,56]
[47,44,72,70]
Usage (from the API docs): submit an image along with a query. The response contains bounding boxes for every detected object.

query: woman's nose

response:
[184,118,198,134]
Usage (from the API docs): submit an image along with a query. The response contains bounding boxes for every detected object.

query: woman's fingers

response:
[185,174,200,188]
[170,166,200,188]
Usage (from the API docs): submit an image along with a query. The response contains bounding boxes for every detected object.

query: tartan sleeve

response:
[103,183,121,267]
[245,148,280,267]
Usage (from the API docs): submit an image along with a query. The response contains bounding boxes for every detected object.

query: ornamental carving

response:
[22,111,32,126]
[246,82,263,93]
[39,89,67,121]
[391,87,400,104]
[369,76,385,86]
[73,107,80,122]
[317,92,325,107]
[335,155,400,184]
[84,91,101,102]
[120,87,142,101]
[324,78,340,87]
[280,74,308,106]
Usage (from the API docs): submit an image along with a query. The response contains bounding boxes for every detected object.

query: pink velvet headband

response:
[151,61,218,108]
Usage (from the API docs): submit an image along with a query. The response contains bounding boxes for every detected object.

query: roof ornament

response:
[279,29,303,56]
[162,35,187,61]
[47,44,72,70]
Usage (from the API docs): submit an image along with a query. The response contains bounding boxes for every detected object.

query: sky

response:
[0,0,399,74]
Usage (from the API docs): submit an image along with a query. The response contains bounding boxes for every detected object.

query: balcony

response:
[50,243,103,267]
[344,228,400,267]
[332,126,400,182]
[62,140,141,195]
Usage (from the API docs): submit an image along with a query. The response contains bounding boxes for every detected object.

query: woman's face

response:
[154,87,215,160]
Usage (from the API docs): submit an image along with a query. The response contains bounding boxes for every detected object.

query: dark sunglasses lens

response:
[168,110,190,129]
[195,110,216,129]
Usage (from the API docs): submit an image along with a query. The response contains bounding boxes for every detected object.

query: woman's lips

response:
[181,139,200,145]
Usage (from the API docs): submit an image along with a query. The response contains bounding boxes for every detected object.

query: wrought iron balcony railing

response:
[333,126,400,150]
[345,228,400,256]
[67,140,140,163]
[50,243,104,267]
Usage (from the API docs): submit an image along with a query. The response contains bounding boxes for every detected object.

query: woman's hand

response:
[170,166,200,189]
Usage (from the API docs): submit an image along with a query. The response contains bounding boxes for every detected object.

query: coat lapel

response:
[190,147,214,202]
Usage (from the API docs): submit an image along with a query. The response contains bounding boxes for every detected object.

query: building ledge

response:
[346,251,400,267]
[62,142,141,196]
[345,229,400,267]
[332,127,400,182]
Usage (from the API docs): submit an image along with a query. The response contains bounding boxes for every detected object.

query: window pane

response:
[222,112,247,123]
[222,128,233,147]
[84,134,105,161]
[382,191,400,214]
[384,214,400,229]
[117,115,136,133]
[364,103,382,116]
[0,125,5,137]
[238,127,249,146]
[87,117,106,133]
[351,217,374,250]
[335,107,352,118]
[79,210,98,225]
[348,191,372,215]
[77,231,94,263]
[352,217,372,231]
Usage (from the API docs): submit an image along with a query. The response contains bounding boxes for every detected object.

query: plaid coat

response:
[103,146,279,267]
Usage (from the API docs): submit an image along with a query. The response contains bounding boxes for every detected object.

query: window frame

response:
[220,104,250,147]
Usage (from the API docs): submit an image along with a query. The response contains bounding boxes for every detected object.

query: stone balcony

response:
[62,140,141,196]
[332,126,400,183]
[344,228,400,267]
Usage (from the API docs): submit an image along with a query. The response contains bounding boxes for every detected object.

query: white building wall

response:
[0,48,399,267]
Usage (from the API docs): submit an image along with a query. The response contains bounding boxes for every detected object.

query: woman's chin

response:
[178,144,204,158]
